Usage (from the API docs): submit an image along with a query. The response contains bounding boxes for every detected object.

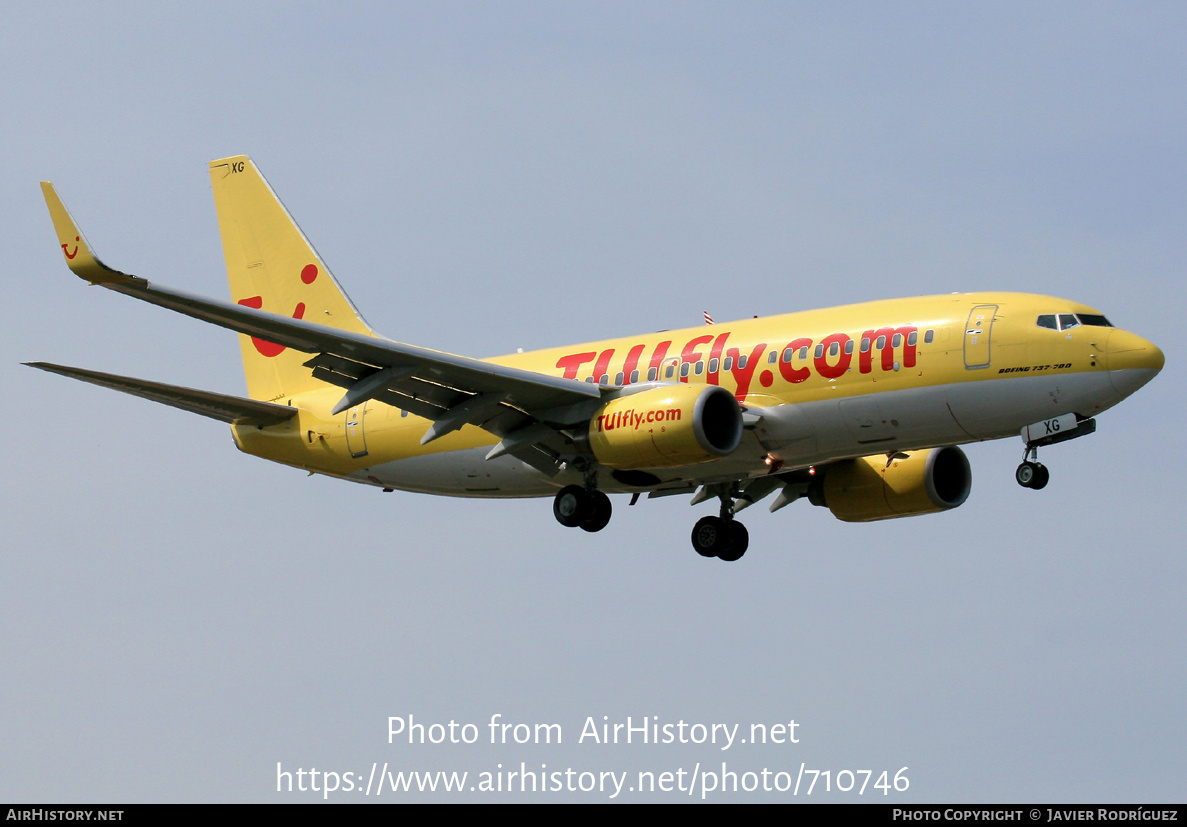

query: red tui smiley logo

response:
[237,264,319,357]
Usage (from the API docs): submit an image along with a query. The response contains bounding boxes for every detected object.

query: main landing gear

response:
[552,485,612,533]
[690,488,749,562]
[691,516,749,562]
[551,476,750,562]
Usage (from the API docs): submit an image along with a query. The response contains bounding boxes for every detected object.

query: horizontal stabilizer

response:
[25,362,297,427]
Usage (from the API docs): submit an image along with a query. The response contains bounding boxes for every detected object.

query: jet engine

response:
[809,446,972,522]
[587,384,743,470]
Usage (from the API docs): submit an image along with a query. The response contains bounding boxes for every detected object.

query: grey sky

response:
[2,2,1183,802]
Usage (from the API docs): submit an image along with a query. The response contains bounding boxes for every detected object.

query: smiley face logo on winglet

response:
[237,264,319,357]
[62,236,79,260]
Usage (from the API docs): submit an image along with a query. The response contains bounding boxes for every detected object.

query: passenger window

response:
[861,337,870,353]
[680,362,690,378]
[924,329,934,344]
[614,372,624,385]
[907,331,918,346]
[723,356,733,372]
[599,374,610,385]
[694,361,705,375]
[769,350,778,364]
[892,333,902,348]
[708,358,719,373]
[1036,314,1058,330]
[845,340,854,354]
[876,336,886,350]
[630,369,640,384]
[829,342,840,357]
[648,367,658,381]
[665,365,675,379]
[782,348,793,363]
[798,346,808,360]
[814,344,824,358]
[738,355,748,370]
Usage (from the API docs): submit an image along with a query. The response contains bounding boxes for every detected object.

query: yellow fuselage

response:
[232,292,1163,497]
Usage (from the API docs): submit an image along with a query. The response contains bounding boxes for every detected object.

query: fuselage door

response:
[345,401,369,458]
[963,304,998,369]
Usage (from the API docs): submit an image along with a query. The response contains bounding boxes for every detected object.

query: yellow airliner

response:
[31,156,1164,561]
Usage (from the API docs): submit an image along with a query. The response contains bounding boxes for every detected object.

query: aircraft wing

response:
[41,182,602,472]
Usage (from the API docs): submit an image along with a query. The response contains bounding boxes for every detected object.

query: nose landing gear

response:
[1015,458,1050,490]
[1015,441,1050,490]
[1015,415,1098,491]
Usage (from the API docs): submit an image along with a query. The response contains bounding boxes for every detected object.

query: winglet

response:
[40,182,140,286]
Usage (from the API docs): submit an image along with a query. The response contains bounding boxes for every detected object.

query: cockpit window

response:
[1038,312,1113,331]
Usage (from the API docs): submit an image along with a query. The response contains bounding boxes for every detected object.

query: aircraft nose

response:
[1107,329,1164,398]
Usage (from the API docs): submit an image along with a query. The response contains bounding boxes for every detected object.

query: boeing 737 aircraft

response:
[30,157,1164,561]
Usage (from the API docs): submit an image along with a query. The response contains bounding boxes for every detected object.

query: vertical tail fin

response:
[209,156,375,401]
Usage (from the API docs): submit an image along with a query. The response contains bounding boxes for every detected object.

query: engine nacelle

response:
[587,384,743,470]
[810,446,972,522]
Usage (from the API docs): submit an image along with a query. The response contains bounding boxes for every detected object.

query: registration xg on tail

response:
[31,157,1164,561]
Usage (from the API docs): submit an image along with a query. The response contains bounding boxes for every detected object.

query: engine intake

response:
[811,446,972,522]
[588,384,743,470]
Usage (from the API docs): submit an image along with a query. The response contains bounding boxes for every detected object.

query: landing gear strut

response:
[1015,415,1098,491]
[690,488,749,561]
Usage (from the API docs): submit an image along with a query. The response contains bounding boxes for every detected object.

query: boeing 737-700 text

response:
[29,156,1164,561]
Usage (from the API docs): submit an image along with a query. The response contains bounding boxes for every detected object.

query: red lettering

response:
[679,334,714,383]
[860,326,917,373]
[728,342,768,401]
[647,340,673,381]
[898,328,918,369]
[556,351,596,380]
[592,348,616,383]
[568,323,914,389]
[707,331,730,386]
[777,338,813,384]
[814,333,853,379]
[622,343,646,384]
